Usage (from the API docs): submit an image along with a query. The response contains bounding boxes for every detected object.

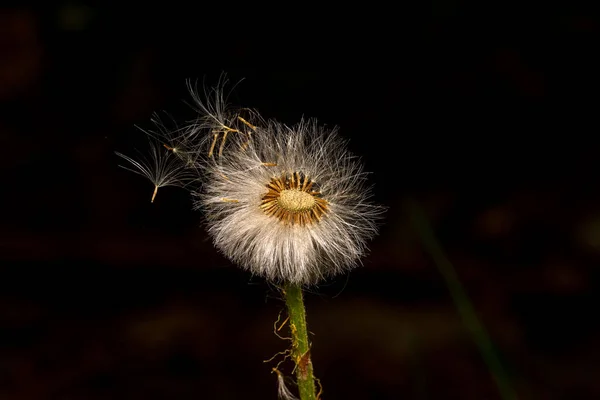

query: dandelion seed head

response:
[196,110,384,285]
[260,172,328,226]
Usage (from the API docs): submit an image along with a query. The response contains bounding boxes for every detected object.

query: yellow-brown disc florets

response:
[260,172,328,226]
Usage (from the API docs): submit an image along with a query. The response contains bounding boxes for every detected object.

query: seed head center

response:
[260,172,328,226]
[278,189,316,212]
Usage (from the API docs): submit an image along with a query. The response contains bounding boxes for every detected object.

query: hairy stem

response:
[283,283,317,400]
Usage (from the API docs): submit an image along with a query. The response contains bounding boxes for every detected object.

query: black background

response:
[1,3,600,399]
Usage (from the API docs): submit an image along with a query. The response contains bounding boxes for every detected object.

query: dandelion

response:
[195,114,383,285]
[191,86,383,399]
[117,77,384,400]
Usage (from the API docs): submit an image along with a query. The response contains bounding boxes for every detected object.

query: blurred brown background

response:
[1,3,600,399]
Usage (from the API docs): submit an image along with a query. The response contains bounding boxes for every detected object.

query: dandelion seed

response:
[273,368,299,400]
[116,139,192,203]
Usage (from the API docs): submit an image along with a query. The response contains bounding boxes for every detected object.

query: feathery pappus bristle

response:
[115,138,194,203]
[273,368,299,400]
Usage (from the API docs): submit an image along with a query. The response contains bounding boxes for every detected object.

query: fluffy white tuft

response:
[273,368,299,400]
[192,90,384,285]
[116,138,194,203]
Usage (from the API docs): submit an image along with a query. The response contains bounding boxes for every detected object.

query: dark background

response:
[1,3,600,399]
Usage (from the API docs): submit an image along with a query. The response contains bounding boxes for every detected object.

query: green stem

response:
[407,199,517,400]
[283,283,317,400]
